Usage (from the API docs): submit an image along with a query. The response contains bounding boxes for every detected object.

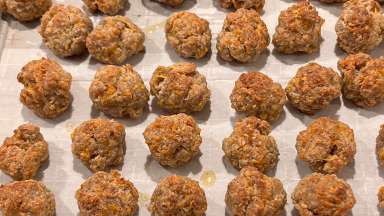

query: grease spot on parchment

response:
[200,170,216,187]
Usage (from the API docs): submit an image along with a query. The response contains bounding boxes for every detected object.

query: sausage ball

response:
[320,0,347,3]
[0,0,51,22]
[376,124,384,166]
[292,173,356,216]
[0,124,48,181]
[143,114,202,167]
[149,62,210,113]
[17,58,72,119]
[149,175,207,216]
[89,64,149,118]
[272,1,324,54]
[226,167,287,216]
[76,170,138,216]
[86,16,145,65]
[71,119,126,172]
[153,0,184,7]
[0,180,55,216]
[220,0,265,12]
[379,186,384,208]
[230,71,286,122]
[338,53,384,107]
[296,117,356,174]
[82,0,125,15]
[40,5,93,57]
[222,116,279,172]
[217,8,269,63]
[285,63,342,114]
[165,12,212,59]
[335,0,384,53]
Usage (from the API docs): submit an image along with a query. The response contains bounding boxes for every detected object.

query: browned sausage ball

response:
[0,123,48,181]
[71,119,126,172]
[0,180,56,216]
[220,0,265,12]
[40,5,93,57]
[320,0,347,3]
[230,71,286,122]
[82,0,125,15]
[292,173,356,216]
[149,175,207,216]
[0,0,51,22]
[143,113,202,167]
[226,167,287,216]
[165,12,212,59]
[86,16,145,65]
[89,64,149,118]
[222,116,279,172]
[376,124,384,166]
[76,170,139,216]
[17,58,72,119]
[338,53,384,107]
[285,63,342,114]
[335,0,384,53]
[217,8,269,63]
[272,1,324,54]
[379,186,384,208]
[154,0,184,7]
[296,117,356,174]
[149,62,210,113]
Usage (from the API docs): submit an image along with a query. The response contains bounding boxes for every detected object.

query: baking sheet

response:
[1,0,384,215]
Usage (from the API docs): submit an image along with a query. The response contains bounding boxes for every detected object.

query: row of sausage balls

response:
[4,0,384,65]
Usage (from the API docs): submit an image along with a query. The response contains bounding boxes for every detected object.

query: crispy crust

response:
[220,0,265,12]
[378,186,384,208]
[376,124,384,166]
[82,0,125,15]
[0,0,51,21]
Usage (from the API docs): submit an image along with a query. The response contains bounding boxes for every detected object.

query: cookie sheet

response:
[1,0,384,215]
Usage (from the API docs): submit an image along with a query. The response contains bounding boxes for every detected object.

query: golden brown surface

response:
[217,8,269,63]
[272,1,324,54]
[376,124,384,166]
[89,64,149,118]
[86,16,145,65]
[154,0,184,6]
[17,58,72,119]
[82,0,125,15]
[225,167,287,216]
[71,119,126,172]
[0,123,48,180]
[0,180,56,216]
[143,113,202,167]
[320,0,347,2]
[0,0,51,21]
[149,62,210,113]
[285,63,342,114]
[220,0,265,12]
[338,53,384,107]
[230,71,286,122]
[292,173,356,216]
[149,175,207,216]
[165,12,211,59]
[296,117,356,174]
[76,170,138,216]
[222,116,279,172]
[40,4,93,57]
[378,186,384,208]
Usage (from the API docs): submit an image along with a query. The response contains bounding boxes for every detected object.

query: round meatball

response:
[0,180,55,216]
[89,64,149,118]
[71,119,125,172]
[338,53,384,107]
[154,0,184,7]
[86,16,145,65]
[217,8,269,63]
[0,124,48,181]
[230,71,286,122]
[285,63,342,114]
[292,173,356,216]
[0,0,51,22]
[76,170,138,216]
[272,1,324,54]
[376,124,384,166]
[17,58,72,119]
[335,0,384,53]
[143,114,202,167]
[220,0,265,12]
[165,12,211,59]
[379,186,384,208]
[149,62,210,113]
[149,175,207,216]
[222,116,279,172]
[82,0,125,15]
[226,167,287,216]
[40,5,93,57]
[296,117,356,174]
